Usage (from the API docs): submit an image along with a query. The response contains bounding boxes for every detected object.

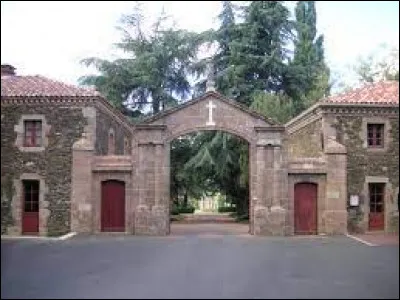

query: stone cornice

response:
[1,95,97,105]
[254,126,285,132]
[137,91,278,126]
[285,102,398,134]
[94,97,134,133]
[286,111,322,135]
[1,95,135,133]
[320,103,399,116]
[134,124,168,131]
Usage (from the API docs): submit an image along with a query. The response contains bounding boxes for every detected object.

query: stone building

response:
[1,65,133,236]
[286,81,399,233]
[1,64,398,236]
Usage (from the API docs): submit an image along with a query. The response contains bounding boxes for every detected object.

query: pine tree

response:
[285,1,330,114]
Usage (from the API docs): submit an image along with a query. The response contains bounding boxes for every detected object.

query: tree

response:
[228,1,293,106]
[80,5,203,118]
[335,45,399,93]
[284,1,330,114]
[250,91,295,124]
[354,46,399,83]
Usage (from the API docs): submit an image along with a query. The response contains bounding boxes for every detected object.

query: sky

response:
[1,1,399,93]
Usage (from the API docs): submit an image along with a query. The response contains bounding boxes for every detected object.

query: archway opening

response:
[169,130,250,236]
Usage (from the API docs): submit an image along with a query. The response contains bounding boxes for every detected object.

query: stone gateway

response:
[1,65,399,236]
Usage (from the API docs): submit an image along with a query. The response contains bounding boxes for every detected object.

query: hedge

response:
[218,206,236,213]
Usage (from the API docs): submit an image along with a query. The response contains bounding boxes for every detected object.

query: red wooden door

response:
[368,183,385,231]
[101,180,125,232]
[22,180,39,234]
[294,183,317,235]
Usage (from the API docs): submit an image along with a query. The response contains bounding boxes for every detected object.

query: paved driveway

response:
[1,229,399,299]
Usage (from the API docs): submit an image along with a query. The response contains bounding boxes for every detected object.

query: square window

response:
[24,120,42,147]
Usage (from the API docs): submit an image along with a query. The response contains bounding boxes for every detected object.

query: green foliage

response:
[80,4,204,117]
[337,45,399,92]
[250,91,295,124]
[354,46,399,83]
[79,1,331,214]
[285,1,330,115]
[178,206,196,214]
[170,203,195,215]
[217,206,236,213]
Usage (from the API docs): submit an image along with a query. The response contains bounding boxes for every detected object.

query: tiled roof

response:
[1,75,100,97]
[321,81,399,105]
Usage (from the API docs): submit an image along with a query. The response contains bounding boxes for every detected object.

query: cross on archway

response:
[206,100,216,126]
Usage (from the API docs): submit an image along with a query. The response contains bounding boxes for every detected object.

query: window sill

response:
[366,147,387,153]
[18,146,45,152]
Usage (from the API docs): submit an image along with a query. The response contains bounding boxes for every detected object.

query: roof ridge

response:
[319,80,398,104]
[1,73,101,97]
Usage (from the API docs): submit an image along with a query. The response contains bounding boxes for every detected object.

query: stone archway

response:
[132,91,288,236]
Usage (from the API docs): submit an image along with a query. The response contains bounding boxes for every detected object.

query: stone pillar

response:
[253,127,289,236]
[253,144,268,235]
[134,125,168,236]
[134,143,153,235]
[71,134,94,233]
[323,138,348,234]
[152,143,169,235]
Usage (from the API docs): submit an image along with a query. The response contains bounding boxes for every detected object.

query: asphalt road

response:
[1,230,399,299]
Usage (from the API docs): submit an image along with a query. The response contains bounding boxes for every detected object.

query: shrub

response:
[235,214,249,223]
[171,206,180,215]
[218,206,236,213]
[178,206,195,214]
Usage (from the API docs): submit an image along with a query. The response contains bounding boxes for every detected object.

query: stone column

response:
[134,142,153,235]
[71,133,94,233]
[134,125,168,236]
[152,143,169,235]
[323,138,348,234]
[252,144,268,235]
[253,126,288,236]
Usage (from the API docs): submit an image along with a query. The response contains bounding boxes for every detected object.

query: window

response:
[108,130,115,155]
[367,124,384,148]
[369,183,385,213]
[124,138,129,155]
[24,120,42,147]
[23,180,39,212]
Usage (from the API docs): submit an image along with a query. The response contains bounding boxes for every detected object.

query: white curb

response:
[1,232,77,241]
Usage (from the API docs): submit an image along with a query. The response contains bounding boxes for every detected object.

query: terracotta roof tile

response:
[321,81,399,105]
[1,75,100,97]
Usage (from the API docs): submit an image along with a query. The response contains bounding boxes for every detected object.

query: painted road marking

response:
[345,233,377,247]
[1,232,77,241]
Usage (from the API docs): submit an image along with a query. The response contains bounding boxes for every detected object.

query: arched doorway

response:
[101,180,125,232]
[168,130,250,235]
[294,182,318,235]
[133,91,287,236]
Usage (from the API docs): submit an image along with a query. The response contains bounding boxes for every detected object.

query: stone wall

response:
[133,92,286,236]
[287,119,323,159]
[331,115,399,233]
[95,107,132,155]
[1,103,87,236]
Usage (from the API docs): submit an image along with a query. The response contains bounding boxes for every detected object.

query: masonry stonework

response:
[330,113,399,233]
[95,108,132,155]
[1,103,87,236]
[2,70,397,237]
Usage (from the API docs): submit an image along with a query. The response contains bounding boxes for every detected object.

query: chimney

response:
[1,64,16,76]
